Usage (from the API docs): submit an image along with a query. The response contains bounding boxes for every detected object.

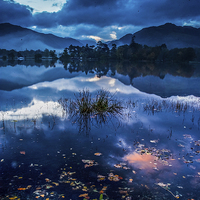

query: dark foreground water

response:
[0,62,200,200]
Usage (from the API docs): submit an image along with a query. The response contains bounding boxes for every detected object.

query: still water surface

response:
[0,62,200,199]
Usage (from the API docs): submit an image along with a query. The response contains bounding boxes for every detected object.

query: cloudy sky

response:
[1,0,200,42]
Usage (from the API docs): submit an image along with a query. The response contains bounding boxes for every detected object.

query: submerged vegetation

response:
[59,89,124,134]
[60,89,123,116]
[59,89,200,134]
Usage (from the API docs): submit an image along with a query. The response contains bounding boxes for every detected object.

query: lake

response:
[0,61,200,200]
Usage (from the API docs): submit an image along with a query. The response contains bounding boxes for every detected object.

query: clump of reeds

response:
[74,89,93,114]
[143,99,190,115]
[60,89,124,116]
[72,89,123,115]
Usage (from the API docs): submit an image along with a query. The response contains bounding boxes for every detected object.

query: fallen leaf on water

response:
[94,153,102,156]
[20,151,25,155]
[46,185,53,189]
[79,193,88,197]
[177,186,183,189]
[145,185,149,189]
[97,175,106,181]
[156,182,171,189]
[108,173,121,182]
[52,182,59,186]
[82,159,98,168]
[102,186,107,191]
[194,141,200,146]
[45,178,51,182]
[26,185,32,189]
[150,140,158,143]
[183,134,192,139]
[17,188,26,190]
[114,164,122,168]
[9,196,18,200]
[82,159,94,164]
[99,194,103,200]
[119,190,128,194]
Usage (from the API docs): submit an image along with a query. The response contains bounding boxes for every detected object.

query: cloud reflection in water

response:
[0,99,64,121]
[123,152,157,170]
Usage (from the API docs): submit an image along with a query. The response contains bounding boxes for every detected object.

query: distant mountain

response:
[2,23,200,51]
[78,39,96,46]
[107,33,133,48]
[134,23,200,49]
[108,23,200,49]
[0,23,83,51]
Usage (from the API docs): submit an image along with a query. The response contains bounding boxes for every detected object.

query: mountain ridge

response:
[107,23,200,49]
[0,23,84,50]
[1,22,200,50]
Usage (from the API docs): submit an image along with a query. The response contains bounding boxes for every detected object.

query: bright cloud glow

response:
[0,99,64,121]
[109,79,116,87]
[86,75,100,82]
[183,20,200,28]
[27,75,143,95]
[30,25,77,38]
[87,35,102,42]
[110,31,117,40]
[14,0,66,13]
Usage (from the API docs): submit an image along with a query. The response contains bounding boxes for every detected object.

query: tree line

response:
[0,36,199,63]
[60,37,197,63]
[0,49,57,62]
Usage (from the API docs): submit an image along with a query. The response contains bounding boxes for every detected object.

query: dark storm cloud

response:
[31,0,200,29]
[33,12,58,28]
[66,0,118,8]
[155,0,200,20]
[2,0,200,28]
[1,0,200,40]
[72,25,101,37]
[54,0,123,28]
[126,0,200,26]
[0,0,33,26]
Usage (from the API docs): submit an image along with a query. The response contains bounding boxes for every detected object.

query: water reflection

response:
[0,62,200,199]
[1,60,200,97]
[0,99,63,121]
[69,111,122,135]
[0,58,57,68]
[124,152,157,170]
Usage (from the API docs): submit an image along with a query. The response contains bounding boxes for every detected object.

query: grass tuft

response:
[60,89,123,116]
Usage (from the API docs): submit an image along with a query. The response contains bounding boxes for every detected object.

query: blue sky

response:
[1,0,200,42]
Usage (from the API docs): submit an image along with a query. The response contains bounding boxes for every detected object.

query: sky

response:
[1,0,200,42]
